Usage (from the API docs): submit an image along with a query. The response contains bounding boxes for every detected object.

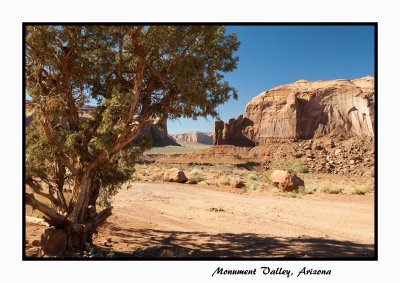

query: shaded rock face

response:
[171,131,213,145]
[136,119,179,147]
[214,77,375,145]
[214,115,256,147]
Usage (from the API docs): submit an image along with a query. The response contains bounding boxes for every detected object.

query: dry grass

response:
[349,185,372,195]
[217,176,231,186]
[318,182,343,194]
[128,163,374,197]
[187,168,206,184]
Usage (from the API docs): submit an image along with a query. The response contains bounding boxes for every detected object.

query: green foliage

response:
[247,173,258,181]
[187,176,204,184]
[273,159,309,175]
[25,25,240,210]
[25,120,55,178]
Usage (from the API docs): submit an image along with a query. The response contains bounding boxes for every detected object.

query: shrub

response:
[188,174,206,184]
[150,173,164,181]
[187,168,206,184]
[189,168,202,176]
[162,173,170,182]
[319,182,343,194]
[349,185,372,195]
[273,159,309,174]
[218,176,231,186]
[245,182,259,191]
[302,183,318,194]
[247,174,258,181]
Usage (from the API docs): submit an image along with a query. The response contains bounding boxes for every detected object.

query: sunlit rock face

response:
[214,76,375,145]
[171,131,213,145]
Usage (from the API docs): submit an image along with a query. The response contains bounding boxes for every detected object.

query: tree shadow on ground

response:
[95,224,375,259]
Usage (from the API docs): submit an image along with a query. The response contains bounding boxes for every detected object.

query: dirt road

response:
[91,182,374,258]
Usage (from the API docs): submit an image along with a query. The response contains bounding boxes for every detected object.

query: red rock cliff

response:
[214,76,375,145]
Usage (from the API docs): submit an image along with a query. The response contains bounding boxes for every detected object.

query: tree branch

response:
[25,193,67,227]
[40,119,79,175]
[26,177,66,212]
[90,207,112,228]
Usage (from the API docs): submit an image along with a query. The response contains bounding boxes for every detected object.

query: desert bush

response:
[349,185,372,195]
[270,187,281,194]
[245,182,259,191]
[188,175,206,184]
[319,182,343,194]
[301,182,318,194]
[187,168,206,184]
[162,173,170,182]
[218,176,231,186]
[150,173,165,182]
[262,170,274,184]
[247,174,258,181]
[273,159,309,174]
[189,168,202,175]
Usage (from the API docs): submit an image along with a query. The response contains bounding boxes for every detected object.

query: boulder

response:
[269,170,305,192]
[230,179,246,189]
[40,227,67,256]
[26,247,40,257]
[167,168,188,183]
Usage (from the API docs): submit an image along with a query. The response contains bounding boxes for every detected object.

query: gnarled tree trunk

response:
[28,170,112,255]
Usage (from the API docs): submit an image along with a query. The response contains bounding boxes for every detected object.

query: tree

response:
[25,25,239,253]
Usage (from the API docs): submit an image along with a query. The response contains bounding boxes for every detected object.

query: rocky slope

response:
[214,76,375,146]
[171,131,213,145]
[154,136,374,176]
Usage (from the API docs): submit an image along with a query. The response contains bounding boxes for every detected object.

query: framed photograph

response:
[23,23,376,262]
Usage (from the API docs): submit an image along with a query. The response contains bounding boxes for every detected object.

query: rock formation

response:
[136,119,179,147]
[214,76,375,145]
[171,131,213,145]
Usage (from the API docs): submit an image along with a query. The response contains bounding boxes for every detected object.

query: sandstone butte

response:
[214,76,375,146]
[170,131,213,145]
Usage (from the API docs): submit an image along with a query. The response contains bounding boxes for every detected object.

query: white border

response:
[1,0,398,282]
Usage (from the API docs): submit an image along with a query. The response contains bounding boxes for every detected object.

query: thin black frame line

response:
[22,22,377,26]
[22,22,378,261]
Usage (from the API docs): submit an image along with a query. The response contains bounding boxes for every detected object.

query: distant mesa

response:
[214,76,375,146]
[170,131,213,145]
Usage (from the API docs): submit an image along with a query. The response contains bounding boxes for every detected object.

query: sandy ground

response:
[26,181,374,258]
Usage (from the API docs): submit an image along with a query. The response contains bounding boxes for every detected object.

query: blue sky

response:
[168,25,375,134]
